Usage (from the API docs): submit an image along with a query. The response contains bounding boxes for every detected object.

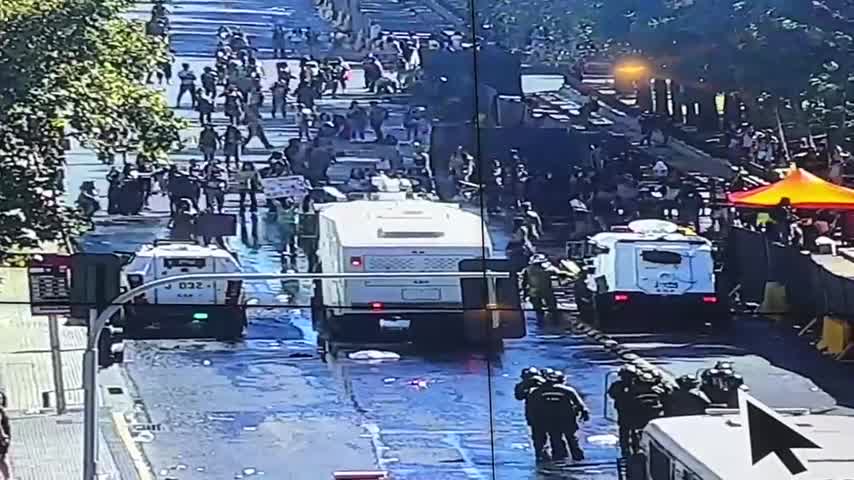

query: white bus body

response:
[637,413,854,480]
[317,197,492,318]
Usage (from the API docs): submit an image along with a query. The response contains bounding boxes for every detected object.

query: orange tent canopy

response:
[728,168,854,209]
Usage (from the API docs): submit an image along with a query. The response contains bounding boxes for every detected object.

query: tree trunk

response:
[653,78,668,115]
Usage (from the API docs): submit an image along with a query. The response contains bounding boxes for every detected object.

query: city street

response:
[50,1,854,480]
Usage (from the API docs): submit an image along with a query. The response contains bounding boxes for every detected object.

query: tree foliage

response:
[482,0,854,136]
[0,0,186,255]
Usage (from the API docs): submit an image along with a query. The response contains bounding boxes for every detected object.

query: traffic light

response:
[70,253,123,322]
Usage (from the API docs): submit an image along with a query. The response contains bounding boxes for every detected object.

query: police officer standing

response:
[522,255,558,323]
[608,365,637,457]
[514,367,548,461]
[529,369,589,462]
[663,375,712,417]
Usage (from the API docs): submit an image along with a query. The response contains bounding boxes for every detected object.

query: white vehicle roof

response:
[590,231,712,250]
[319,199,491,249]
[135,242,237,260]
[647,414,854,479]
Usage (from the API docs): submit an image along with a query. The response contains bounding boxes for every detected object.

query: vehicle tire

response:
[592,296,606,331]
[214,308,245,341]
[310,280,325,331]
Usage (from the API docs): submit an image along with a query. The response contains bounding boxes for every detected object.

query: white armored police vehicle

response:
[627,411,854,480]
[118,240,247,339]
[572,220,726,330]
[313,176,493,344]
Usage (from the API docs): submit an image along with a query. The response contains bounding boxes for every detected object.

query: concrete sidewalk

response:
[0,267,130,479]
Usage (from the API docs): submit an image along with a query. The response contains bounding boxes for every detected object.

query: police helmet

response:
[714,361,734,370]
[521,367,540,379]
[546,370,565,384]
[618,365,636,379]
[540,368,555,378]
[529,254,548,265]
[677,375,699,388]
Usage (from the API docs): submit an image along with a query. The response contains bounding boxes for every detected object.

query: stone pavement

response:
[0,267,129,479]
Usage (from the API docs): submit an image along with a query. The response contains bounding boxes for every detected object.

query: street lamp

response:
[82,270,510,480]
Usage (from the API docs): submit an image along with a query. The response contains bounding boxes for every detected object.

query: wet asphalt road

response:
[66,1,854,479]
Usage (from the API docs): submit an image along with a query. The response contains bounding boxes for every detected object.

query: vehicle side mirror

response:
[592,245,610,255]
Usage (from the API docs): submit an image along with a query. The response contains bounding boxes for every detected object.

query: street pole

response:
[47,314,67,415]
[81,271,509,480]
[82,308,98,480]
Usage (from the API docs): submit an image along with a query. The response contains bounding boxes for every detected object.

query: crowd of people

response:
[608,361,745,458]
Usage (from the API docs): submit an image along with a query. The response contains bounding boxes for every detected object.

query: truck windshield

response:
[641,250,682,265]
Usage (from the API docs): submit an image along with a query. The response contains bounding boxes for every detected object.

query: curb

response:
[112,412,154,480]
[566,313,679,388]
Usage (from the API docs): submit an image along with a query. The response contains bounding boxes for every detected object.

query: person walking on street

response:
[243,104,275,150]
[0,391,11,480]
[202,160,227,213]
[177,63,197,108]
[223,124,243,171]
[223,85,244,125]
[298,196,320,272]
[514,368,549,461]
[199,124,220,164]
[196,88,214,124]
[236,161,261,213]
[276,198,299,268]
[271,78,288,119]
[530,370,589,462]
[347,100,368,141]
[368,100,387,142]
[201,66,218,98]
[272,24,287,58]
[297,104,315,142]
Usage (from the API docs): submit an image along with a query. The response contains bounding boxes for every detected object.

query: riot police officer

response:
[522,255,557,322]
[608,365,637,456]
[514,368,548,461]
[700,361,744,407]
[663,375,711,417]
[624,373,665,454]
[530,370,589,461]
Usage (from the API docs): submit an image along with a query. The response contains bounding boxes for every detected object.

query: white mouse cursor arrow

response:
[739,390,821,475]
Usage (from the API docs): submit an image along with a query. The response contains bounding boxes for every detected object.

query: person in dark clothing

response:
[167,167,200,214]
[529,370,589,462]
[198,124,219,164]
[223,125,243,171]
[663,375,712,417]
[608,366,637,457]
[298,199,319,272]
[169,198,198,241]
[201,66,218,97]
[514,368,548,461]
[368,100,388,142]
[196,89,214,124]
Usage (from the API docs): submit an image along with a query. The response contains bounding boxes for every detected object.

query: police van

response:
[118,240,247,339]
[572,220,726,330]
[313,177,493,343]
[627,411,854,480]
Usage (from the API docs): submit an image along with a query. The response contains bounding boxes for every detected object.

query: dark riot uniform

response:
[608,367,636,457]
[514,368,548,460]
[663,375,712,417]
[530,372,589,461]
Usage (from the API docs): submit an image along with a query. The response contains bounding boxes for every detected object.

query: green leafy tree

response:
[0,0,186,256]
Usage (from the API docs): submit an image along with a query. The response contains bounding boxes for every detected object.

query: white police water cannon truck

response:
[313,174,494,344]
[118,240,247,340]
[572,220,727,330]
